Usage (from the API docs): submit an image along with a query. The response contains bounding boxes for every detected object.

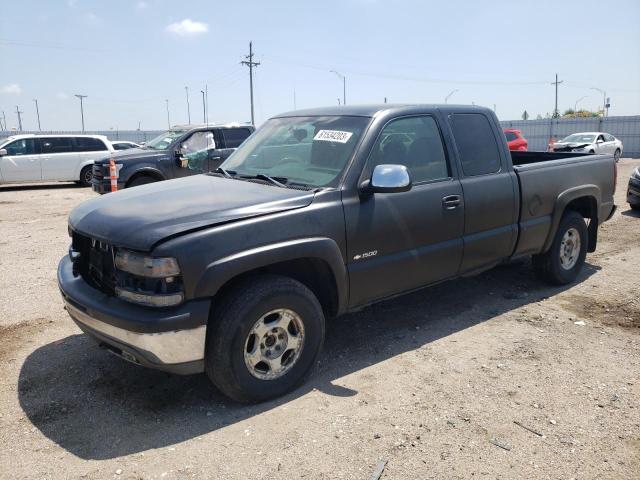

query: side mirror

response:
[174,150,188,168]
[596,139,604,144]
[0,148,7,157]
[360,164,412,195]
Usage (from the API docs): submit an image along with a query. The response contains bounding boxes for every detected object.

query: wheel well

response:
[564,196,598,252]
[215,258,340,318]
[127,170,163,186]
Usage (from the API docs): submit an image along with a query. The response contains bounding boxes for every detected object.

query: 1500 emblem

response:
[353,250,378,261]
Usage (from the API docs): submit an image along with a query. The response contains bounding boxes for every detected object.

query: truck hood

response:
[69,175,315,251]
[96,148,168,164]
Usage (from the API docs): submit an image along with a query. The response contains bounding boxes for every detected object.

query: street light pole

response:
[15,106,23,132]
[330,70,346,105]
[574,95,588,113]
[445,89,459,104]
[165,99,170,129]
[185,86,191,125]
[74,94,87,132]
[33,99,41,131]
[200,90,206,123]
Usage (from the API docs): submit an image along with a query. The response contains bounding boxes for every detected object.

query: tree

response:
[522,110,529,120]
[536,114,543,120]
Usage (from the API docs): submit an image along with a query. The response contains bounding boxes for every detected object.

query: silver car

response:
[552,132,623,161]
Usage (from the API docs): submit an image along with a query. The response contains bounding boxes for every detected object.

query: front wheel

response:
[205,275,325,403]
[614,149,621,162]
[532,211,588,285]
[128,175,158,187]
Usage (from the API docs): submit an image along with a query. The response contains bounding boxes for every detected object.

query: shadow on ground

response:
[0,183,84,192]
[621,207,640,218]
[18,260,598,460]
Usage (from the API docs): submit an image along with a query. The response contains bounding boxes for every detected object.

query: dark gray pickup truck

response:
[91,123,254,193]
[58,105,616,402]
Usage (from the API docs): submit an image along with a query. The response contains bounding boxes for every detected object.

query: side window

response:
[597,134,605,143]
[222,128,252,148]
[605,134,615,142]
[504,132,518,142]
[180,131,215,154]
[75,137,108,152]
[450,114,501,176]
[42,137,74,154]
[368,116,449,183]
[4,138,38,155]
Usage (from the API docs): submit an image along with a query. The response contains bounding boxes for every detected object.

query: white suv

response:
[0,134,114,186]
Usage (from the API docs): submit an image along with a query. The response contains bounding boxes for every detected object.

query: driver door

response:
[0,138,41,182]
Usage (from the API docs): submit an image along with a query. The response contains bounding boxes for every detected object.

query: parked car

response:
[0,134,114,186]
[111,141,142,151]
[551,132,623,161]
[91,124,254,193]
[58,105,617,403]
[504,128,528,151]
[628,166,640,210]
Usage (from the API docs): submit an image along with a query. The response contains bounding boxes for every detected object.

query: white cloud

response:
[166,19,208,36]
[1,84,22,95]
[136,1,148,9]
[56,92,69,100]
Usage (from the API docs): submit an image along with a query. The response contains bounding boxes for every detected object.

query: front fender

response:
[542,185,600,252]
[124,165,166,184]
[194,237,348,314]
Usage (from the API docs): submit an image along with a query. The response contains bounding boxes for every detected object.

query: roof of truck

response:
[274,104,492,118]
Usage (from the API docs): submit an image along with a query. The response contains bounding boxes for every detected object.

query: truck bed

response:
[510,152,616,258]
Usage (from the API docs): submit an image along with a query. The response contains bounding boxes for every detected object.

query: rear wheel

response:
[614,149,621,162]
[205,275,325,403]
[532,211,588,285]
[128,175,158,187]
[78,166,93,187]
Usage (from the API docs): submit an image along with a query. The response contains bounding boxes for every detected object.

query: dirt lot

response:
[1,160,639,480]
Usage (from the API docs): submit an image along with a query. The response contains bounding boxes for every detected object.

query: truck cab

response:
[91,123,254,193]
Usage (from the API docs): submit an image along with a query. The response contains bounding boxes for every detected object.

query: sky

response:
[0,0,639,131]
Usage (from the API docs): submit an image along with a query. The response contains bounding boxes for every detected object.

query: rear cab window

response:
[450,114,502,176]
[221,128,253,148]
[504,132,518,142]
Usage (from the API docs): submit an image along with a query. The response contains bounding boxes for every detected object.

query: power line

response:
[241,41,260,126]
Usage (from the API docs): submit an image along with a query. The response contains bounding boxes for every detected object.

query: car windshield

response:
[143,130,186,150]
[562,134,596,143]
[220,116,371,188]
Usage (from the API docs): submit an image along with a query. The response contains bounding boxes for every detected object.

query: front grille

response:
[91,164,105,184]
[71,231,117,295]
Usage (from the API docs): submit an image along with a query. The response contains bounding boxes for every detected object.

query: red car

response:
[504,129,528,151]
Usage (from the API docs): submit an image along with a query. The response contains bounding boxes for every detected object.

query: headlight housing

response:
[114,249,184,307]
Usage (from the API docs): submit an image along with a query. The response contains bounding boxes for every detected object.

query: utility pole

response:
[205,84,208,125]
[293,88,297,110]
[1,111,6,130]
[185,86,191,124]
[384,97,387,104]
[337,98,341,106]
[330,70,346,105]
[241,41,260,125]
[200,90,206,123]
[33,99,41,131]
[74,94,88,132]
[165,99,170,129]
[445,89,459,104]
[551,74,563,118]
[15,106,23,131]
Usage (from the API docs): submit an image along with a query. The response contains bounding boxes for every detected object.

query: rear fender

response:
[542,185,600,253]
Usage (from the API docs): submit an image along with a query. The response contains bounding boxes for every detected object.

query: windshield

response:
[561,134,596,143]
[144,130,186,150]
[220,116,370,188]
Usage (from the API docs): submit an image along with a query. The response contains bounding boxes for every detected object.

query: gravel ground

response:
[0,160,639,480]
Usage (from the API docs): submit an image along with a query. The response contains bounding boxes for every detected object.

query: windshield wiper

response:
[252,173,288,188]
[214,167,236,178]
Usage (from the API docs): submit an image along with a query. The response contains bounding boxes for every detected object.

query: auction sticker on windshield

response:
[314,130,353,143]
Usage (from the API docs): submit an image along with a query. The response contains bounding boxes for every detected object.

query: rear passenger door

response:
[448,113,518,273]
[40,137,76,181]
[345,115,465,307]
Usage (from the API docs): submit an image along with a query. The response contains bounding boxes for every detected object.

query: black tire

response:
[630,203,640,211]
[79,166,93,187]
[128,175,157,187]
[532,210,588,285]
[205,274,325,403]
[614,149,621,162]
